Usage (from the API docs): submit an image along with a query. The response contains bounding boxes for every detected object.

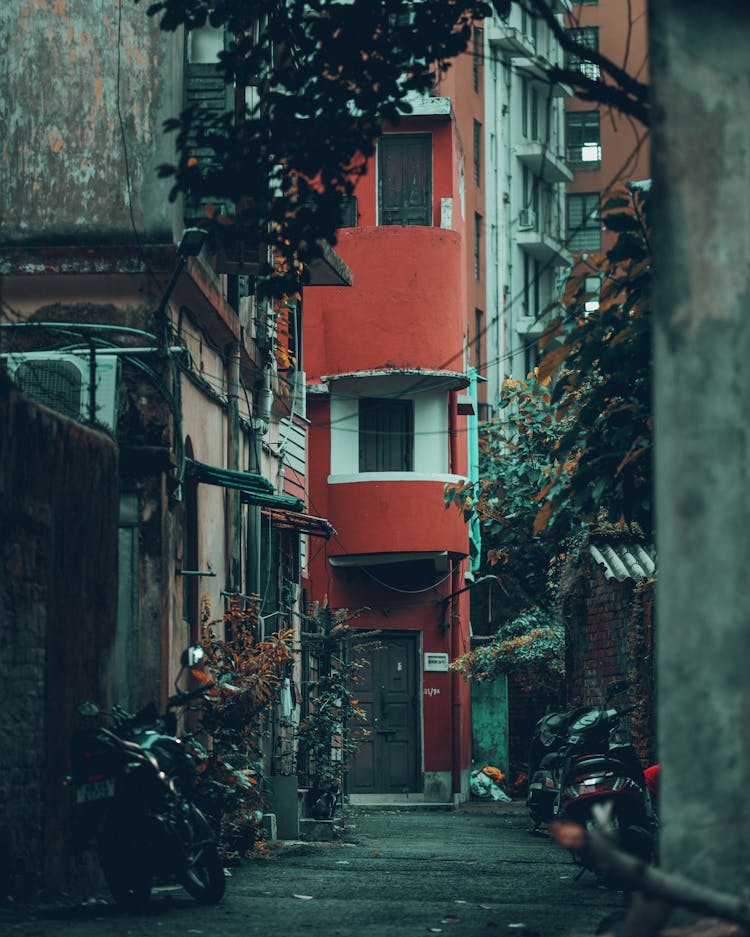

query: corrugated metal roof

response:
[589,542,656,583]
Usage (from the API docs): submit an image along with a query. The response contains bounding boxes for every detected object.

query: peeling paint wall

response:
[1,0,181,244]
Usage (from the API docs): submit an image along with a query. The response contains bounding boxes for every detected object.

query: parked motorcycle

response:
[526,701,656,866]
[70,646,225,908]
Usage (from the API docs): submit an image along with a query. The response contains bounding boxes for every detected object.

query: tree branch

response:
[552,821,750,931]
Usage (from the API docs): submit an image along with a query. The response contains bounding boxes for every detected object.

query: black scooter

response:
[70,646,225,908]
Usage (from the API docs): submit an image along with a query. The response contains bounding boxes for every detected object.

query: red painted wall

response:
[305,226,466,382]
[326,479,468,558]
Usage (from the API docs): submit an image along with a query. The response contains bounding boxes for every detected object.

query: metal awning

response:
[261,507,336,539]
[185,458,304,511]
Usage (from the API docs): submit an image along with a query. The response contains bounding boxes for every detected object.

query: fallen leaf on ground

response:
[441,915,460,923]
[293,894,314,900]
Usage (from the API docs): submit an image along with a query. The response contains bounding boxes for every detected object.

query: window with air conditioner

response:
[4,353,119,430]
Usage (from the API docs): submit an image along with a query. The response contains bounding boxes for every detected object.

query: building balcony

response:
[515,141,573,184]
[487,23,536,57]
[511,55,572,97]
[325,476,470,562]
[305,225,467,382]
[516,223,572,267]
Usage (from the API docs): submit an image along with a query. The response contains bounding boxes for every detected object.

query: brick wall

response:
[0,377,118,898]
[563,556,656,764]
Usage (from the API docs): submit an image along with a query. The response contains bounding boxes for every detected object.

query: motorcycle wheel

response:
[180,841,226,904]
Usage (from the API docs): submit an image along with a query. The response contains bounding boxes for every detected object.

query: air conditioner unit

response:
[518,208,536,230]
[4,352,119,431]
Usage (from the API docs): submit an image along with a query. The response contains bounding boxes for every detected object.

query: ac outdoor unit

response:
[4,352,119,431]
[518,209,536,230]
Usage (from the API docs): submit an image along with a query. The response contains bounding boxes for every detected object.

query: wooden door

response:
[350,635,419,793]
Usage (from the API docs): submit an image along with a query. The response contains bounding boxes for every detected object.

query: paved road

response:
[2,804,625,937]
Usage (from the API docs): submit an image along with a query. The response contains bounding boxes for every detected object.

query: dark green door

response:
[350,636,419,793]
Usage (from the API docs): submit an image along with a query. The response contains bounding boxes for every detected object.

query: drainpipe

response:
[248,356,274,606]
[450,559,463,800]
[227,341,242,595]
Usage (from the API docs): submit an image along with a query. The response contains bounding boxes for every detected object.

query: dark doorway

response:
[350,634,420,793]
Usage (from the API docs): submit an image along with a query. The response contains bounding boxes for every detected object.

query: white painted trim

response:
[328,473,467,485]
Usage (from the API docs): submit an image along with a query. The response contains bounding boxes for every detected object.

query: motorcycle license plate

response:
[76,778,116,803]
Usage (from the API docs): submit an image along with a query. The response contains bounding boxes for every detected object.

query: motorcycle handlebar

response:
[167,682,215,709]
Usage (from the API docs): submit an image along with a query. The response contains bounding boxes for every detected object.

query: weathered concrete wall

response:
[651,0,750,895]
[0,0,181,244]
[0,376,118,897]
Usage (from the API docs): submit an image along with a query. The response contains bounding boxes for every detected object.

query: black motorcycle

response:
[70,647,225,908]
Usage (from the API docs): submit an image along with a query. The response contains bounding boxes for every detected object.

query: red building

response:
[304,47,485,804]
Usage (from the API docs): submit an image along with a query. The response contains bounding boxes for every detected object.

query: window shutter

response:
[379,135,432,226]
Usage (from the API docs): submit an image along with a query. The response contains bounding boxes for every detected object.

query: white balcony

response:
[516,227,572,267]
[515,141,573,183]
[512,54,572,97]
[487,23,536,57]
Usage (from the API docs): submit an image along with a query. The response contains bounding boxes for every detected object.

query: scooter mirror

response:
[182,644,206,668]
[77,700,101,717]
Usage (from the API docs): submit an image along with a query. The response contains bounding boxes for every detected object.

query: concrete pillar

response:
[651,1,750,894]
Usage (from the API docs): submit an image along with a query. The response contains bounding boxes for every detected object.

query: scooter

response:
[527,706,593,826]
[554,704,656,866]
[527,698,656,862]
[70,646,226,908]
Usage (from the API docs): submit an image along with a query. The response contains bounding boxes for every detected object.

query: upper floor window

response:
[566,27,600,80]
[567,192,601,251]
[359,399,414,472]
[566,110,601,169]
[339,195,358,228]
[474,213,483,280]
[378,134,432,226]
[473,121,482,186]
[473,27,483,93]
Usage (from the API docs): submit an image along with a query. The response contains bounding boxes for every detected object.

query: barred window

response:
[566,27,600,80]
[567,192,601,251]
[566,110,601,169]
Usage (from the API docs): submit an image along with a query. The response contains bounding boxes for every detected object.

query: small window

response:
[474,213,483,280]
[566,110,601,169]
[472,27,483,93]
[474,308,483,374]
[567,192,601,251]
[584,275,601,313]
[521,77,529,138]
[530,87,539,142]
[359,398,414,472]
[378,134,432,226]
[340,195,358,228]
[473,121,482,187]
[566,27,600,80]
